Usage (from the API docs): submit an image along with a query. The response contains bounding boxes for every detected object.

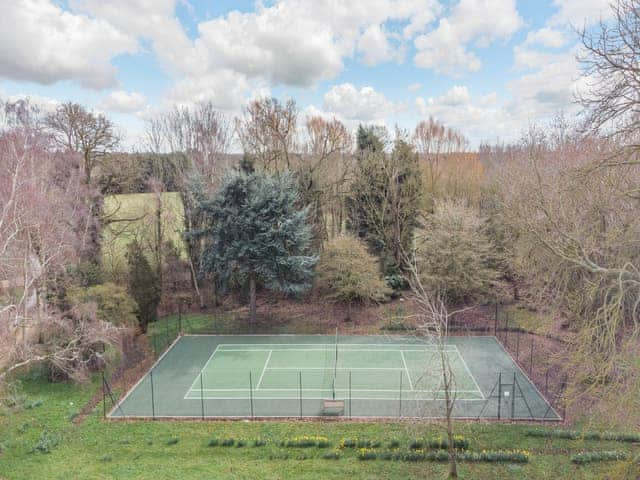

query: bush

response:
[207,438,219,447]
[252,439,267,447]
[414,200,498,304]
[221,438,235,447]
[127,240,161,333]
[339,438,381,449]
[323,451,341,460]
[380,321,416,332]
[357,448,378,460]
[316,235,392,318]
[165,438,179,446]
[67,282,138,328]
[571,451,628,464]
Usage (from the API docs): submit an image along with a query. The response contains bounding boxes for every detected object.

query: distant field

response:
[102,192,186,277]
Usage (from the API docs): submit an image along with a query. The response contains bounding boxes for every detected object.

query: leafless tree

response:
[144,102,233,306]
[236,97,299,173]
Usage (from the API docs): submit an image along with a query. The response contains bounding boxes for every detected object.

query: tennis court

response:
[108,335,560,420]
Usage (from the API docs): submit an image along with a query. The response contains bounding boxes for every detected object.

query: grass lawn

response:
[102,192,186,277]
[1,376,638,479]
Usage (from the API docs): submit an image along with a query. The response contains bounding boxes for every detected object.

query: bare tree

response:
[236,97,299,173]
[578,0,640,145]
[144,102,233,306]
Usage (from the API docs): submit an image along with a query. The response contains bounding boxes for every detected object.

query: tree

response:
[126,240,160,333]
[67,283,138,328]
[145,102,232,306]
[44,102,120,267]
[315,235,391,320]
[414,200,498,304]
[347,130,422,279]
[192,170,317,322]
[236,97,299,173]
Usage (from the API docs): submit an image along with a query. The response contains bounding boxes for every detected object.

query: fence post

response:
[299,371,302,419]
[544,369,549,396]
[398,370,403,418]
[511,372,516,419]
[529,336,534,376]
[200,372,205,420]
[150,370,156,420]
[497,372,502,420]
[178,302,183,335]
[102,371,106,419]
[494,299,498,336]
[249,371,254,419]
[516,329,520,361]
[505,312,509,347]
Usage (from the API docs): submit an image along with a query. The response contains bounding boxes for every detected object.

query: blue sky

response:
[0,0,613,148]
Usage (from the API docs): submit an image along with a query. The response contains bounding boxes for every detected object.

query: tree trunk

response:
[249,273,257,323]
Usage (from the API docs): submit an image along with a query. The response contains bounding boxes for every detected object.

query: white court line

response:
[185,344,221,396]
[217,343,457,349]
[217,348,453,353]
[452,345,485,401]
[400,350,414,391]
[265,367,404,370]
[188,388,483,393]
[256,350,272,390]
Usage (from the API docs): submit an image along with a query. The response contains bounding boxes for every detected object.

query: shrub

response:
[127,239,161,333]
[207,438,219,447]
[236,440,246,448]
[414,199,498,304]
[316,235,392,318]
[221,438,235,447]
[340,438,380,449]
[166,438,179,446]
[459,450,530,464]
[67,282,138,328]
[571,451,629,464]
[99,455,113,463]
[380,321,416,332]
[252,439,267,447]
[388,439,400,448]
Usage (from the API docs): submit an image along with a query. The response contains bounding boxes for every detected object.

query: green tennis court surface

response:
[109,335,560,420]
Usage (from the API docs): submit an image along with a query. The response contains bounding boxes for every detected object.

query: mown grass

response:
[1,376,638,479]
[102,192,186,277]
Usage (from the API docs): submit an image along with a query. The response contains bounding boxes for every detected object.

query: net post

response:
[348,371,352,419]
[102,371,106,419]
[398,370,403,418]
[249,371,254,419]
[178,302,183,335]
[200,371,205,420]
[298,370,302,419]
[510,372,516,419]
[497,372,502,420]
[150,369,156,420]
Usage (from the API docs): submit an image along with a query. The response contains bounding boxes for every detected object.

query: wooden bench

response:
[322,399,345,416]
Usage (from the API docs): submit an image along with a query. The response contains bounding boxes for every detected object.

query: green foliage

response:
[127,239,161,332]
[220,438,235,447]
[166,438,179,445]
[415,199,498,304]
[525,429,640,443]
[252,438,267,447]
[31,430,60,454]
[68,282,138,328]
[207,438,219,447]
[347,135,422,277]
[571,451,629,464]
[316,235,391,306]
[281,436,330,448]
[192,170,317,320]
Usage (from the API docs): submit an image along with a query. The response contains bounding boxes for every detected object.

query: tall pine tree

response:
[191,170,317,322]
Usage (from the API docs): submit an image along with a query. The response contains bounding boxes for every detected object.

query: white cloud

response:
[358,24,393,66]
[525,27,566,48]
[408,82,423,92]
[513,45,569,71]
[437,85,471,106]
[549,0,613,27]
[98,90,147,113]
[323,83,395,123]
[165,70,249,112]
[414,0,522,75]
[0,0,137,89]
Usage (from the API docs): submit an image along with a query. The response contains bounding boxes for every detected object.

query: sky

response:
[0,0,614,149]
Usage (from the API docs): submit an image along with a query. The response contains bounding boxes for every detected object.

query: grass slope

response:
[1,376,638,479]
[102,192,186,277]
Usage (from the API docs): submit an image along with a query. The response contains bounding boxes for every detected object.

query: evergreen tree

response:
[126,240,161,332]
[191,170,317,322]
[347,135,422,281]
